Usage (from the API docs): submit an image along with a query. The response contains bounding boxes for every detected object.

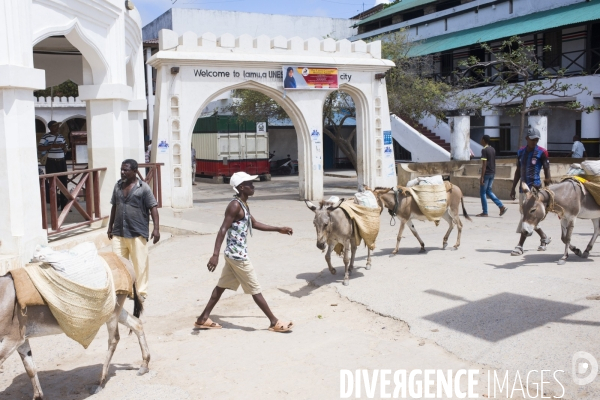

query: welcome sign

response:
[282,66,338,89]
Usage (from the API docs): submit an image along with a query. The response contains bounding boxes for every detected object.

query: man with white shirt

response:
[571,134,587,158]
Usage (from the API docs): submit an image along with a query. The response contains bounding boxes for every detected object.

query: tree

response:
[458,36,599,145]
[34,80,79,98]
[380,30,454,123]
[223,89,360,170]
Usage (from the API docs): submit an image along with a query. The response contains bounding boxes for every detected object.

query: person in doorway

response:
[38,120,68,210]
[107,159,160,301]
[195,172,294,332]
[571,134,587,158]
[477,135,508,217]
[509,128,552,256]
[191,144,197,185]
[284,67,296,89]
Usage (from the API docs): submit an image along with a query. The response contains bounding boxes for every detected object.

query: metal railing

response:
[39,167,106,236]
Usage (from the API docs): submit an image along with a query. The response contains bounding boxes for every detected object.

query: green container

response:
[193,115,262,134]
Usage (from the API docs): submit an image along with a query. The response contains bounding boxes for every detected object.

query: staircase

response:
[413,122,451,152]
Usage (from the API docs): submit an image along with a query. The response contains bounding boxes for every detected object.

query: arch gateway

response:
[148,30,397,207]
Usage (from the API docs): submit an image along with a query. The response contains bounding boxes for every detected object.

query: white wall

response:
[420,114,483,155]
[269,128,298,161]
[143,8,358,40]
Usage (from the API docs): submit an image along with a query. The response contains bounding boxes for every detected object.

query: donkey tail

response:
[132,283,144,319]
[461,196,472,222]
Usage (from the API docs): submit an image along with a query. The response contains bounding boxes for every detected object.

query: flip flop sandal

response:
[499,207,508,216]
[268,320,294,333]
[511,246,523,256]
[194,318,222,330]
[538,237,552,251]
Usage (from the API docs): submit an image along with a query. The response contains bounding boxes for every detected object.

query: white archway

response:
[149,30,396,208]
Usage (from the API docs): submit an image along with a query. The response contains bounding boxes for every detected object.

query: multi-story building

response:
[352,0,600,157]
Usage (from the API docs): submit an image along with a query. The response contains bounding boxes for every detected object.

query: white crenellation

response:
[156,29,384,59]
[218,33,235,48]
[320,38,335,52]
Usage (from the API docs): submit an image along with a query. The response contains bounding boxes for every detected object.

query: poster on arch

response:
[282,66,338,89]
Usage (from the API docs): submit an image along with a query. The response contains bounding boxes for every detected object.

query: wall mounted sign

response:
[282,66,338,89]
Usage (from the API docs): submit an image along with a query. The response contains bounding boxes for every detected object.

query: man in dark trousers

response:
[38,120,68,209]
[195,172,294,333]
[477,135,508,217]
[509,128,552,256]
[107,159,160,301]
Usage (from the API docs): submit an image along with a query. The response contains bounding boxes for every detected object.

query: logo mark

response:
[572,351,598,385]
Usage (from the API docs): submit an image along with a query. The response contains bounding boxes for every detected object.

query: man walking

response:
[191,144,197,185]
[510,128,552,256]
[571,134,587,158]
[477,135,508,217]
[38,120,68,209]
[195,172,294,332]
[107,159,160,300]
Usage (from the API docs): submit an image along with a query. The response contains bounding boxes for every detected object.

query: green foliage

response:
[458,36,599,144]
[380,30,454,123]
[34,80,79,98]
[383,0,400,9]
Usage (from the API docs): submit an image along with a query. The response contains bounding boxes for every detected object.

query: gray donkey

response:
[305,198,372,286]
[520,180,600,265]
[0,259,150,399]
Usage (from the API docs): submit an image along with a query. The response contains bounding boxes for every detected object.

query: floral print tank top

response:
[224,198,252,261]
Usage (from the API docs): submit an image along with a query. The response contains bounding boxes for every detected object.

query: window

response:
[500,123,511,152]
[441,52,454,76]
[444,18,448,31]
[509,0,513,14]
[403,9,424,21]
[469,47,486,82]
[590,23,600,72]
[543,30,562,68]
[575,120,581,137]
[436,0,461,12]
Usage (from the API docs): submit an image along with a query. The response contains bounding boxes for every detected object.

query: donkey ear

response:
[305,200,317,212]
[327,198,344,211]
[521,182,530,193]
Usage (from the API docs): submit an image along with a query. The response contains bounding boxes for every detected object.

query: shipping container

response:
[192,115,270,178]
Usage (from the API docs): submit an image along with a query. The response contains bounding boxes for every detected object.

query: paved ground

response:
[1,175,599,399]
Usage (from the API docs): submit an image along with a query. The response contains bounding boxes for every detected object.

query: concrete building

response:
[352,0,600,158]
[1,0,146,269]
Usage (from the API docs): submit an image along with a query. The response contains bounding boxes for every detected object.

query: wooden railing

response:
[39,168,107,236]
[138,163,163,208]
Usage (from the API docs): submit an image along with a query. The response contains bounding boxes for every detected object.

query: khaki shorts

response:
[217,257,262,295]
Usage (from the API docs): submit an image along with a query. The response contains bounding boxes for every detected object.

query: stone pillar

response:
[580,97,600,157]
[286,91,327,201]
[80,84,132,218]
[0,0,47,267]
[127,99,147,162]
[449,115,471,160]
[483,108,501,152]
[145,47,155,141]
[528,115,548,150]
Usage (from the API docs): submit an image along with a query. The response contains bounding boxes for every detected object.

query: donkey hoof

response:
[366,264,372,270]
[343,279,349,286]
[90,385,103,395]
[329,268,336,275]
[442,243,448,250]
[419,247,426,254]
[137,366,149,376]
[582,252,589,259]
[558,259,567,265]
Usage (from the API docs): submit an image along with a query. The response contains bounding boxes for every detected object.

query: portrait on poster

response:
[282,66,338,89]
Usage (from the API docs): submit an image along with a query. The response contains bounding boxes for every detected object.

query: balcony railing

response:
[39,163,163,236]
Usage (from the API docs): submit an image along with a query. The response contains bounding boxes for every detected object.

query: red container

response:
[196,159,269,178]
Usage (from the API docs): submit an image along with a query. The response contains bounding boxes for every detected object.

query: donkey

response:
[305,198,372,286]
[371,184,471,254]
[0,259,150,399]
[519,180,600,265]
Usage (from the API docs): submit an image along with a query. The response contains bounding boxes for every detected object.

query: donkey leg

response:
[391,220,407,255]
[581,218,599,259]
[325,244,336,275]
[407,221,426,253]
[365,247,372,270]
[342,241,351,286]
[118,308,150,376]
[17,340,44,400]
[441,213,454,250]
[91,311,121,394]
[558,220,574,265]
[453,214,464,250]
[349,237,357,273]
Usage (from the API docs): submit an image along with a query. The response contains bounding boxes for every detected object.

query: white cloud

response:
[374,0,392,5]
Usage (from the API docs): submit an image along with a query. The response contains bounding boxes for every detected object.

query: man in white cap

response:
[509,127,552,256]
[195,172,295,332]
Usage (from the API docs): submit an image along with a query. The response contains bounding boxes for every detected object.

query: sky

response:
[134,0,391,26]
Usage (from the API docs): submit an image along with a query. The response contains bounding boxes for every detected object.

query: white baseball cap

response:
[230,172,258,193]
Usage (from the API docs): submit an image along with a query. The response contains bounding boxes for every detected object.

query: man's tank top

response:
[224,198,252,261]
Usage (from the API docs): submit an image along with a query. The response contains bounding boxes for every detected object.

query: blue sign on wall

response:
[383,130,392,145]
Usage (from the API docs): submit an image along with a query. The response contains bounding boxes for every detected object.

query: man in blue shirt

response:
[509,128,552,256]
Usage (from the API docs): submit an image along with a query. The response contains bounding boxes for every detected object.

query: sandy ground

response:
[1,175,599,399]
